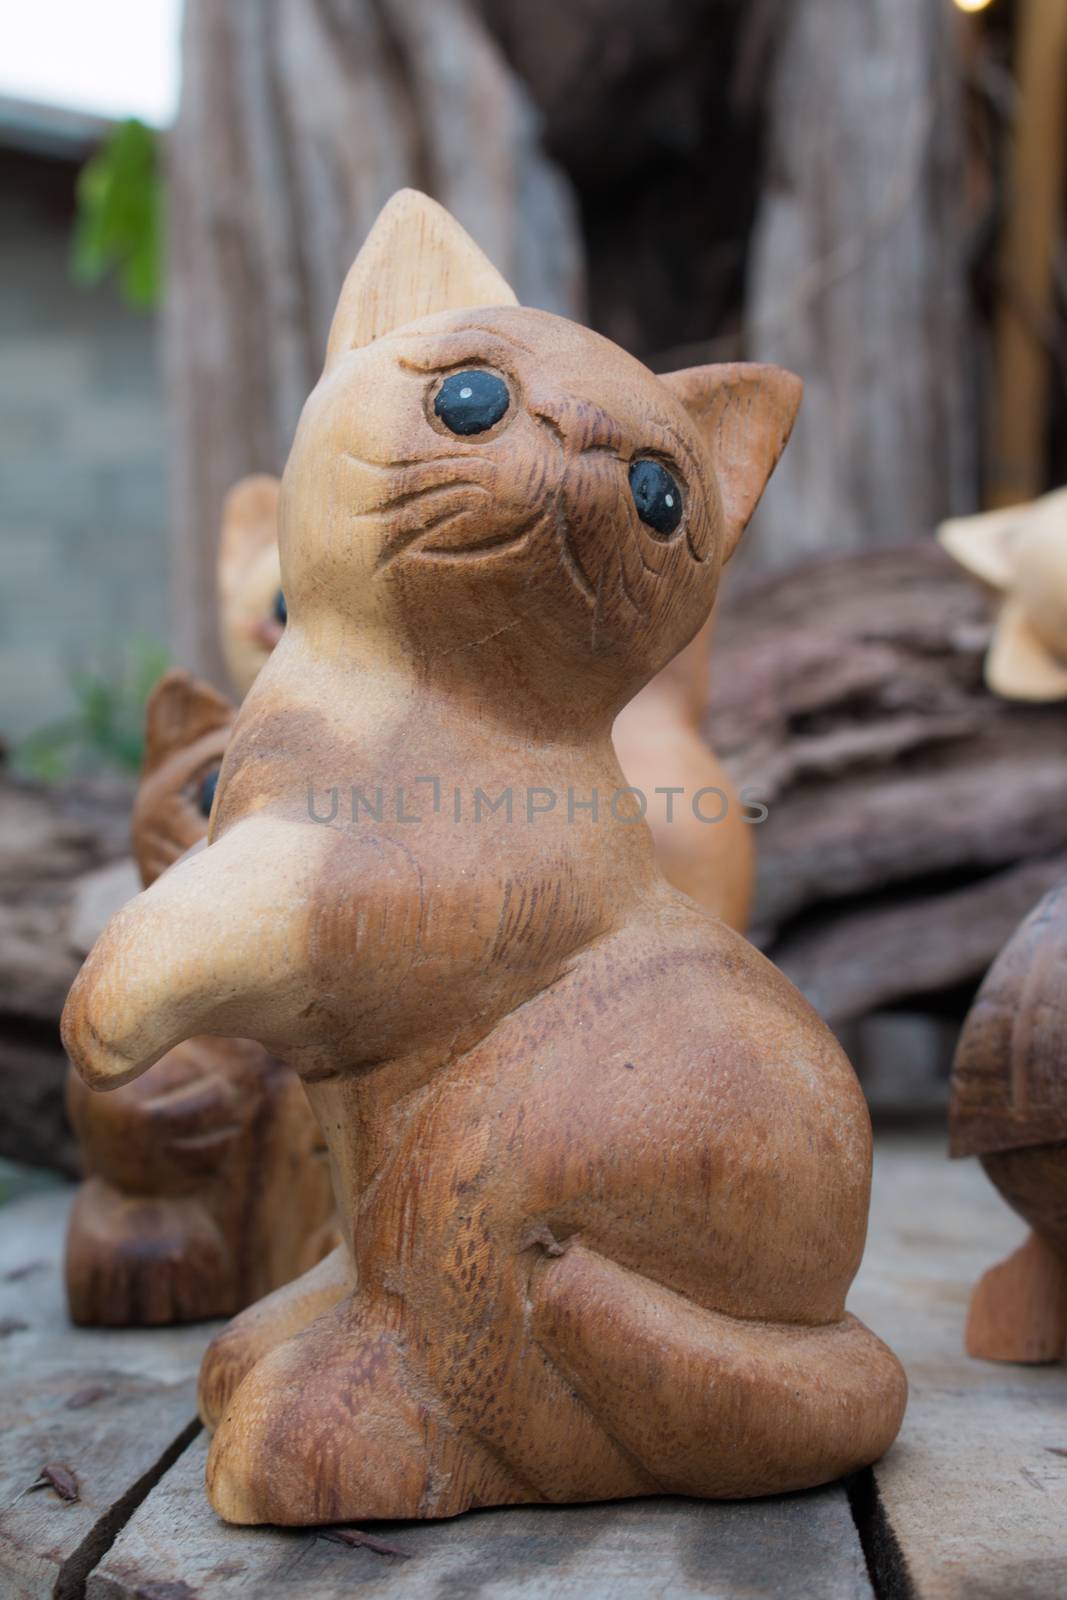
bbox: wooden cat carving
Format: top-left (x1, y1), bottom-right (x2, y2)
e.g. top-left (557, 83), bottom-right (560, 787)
top-left (217, 475), bottom-right (285, 699)
top-left (218, 480), bottom-right (754, 927)
top-left (613, 617), bottom-right (754, 929)
top-left (65, 671), bottom-right (336, 1325)
top-left (63, 191), bottom-right (905, 1522)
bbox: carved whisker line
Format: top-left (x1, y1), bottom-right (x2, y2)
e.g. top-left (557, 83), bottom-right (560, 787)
top-left (685, 525), bottom-right (711, 565)
top-left (615, 549), bottom-right (652, 621)
top-left (553, 501), bottom-right (597, 610)
top-left (351, 480), bottom-right (491, 521)
top-left (592, 563), bottom-right (611, 652)
top-left (533, 409), bottom-right (566, 449)
top-left (375, 505), bottom-right (478, 570)
top-left (531, 409), bottom-right (597, 614)
top-left (417, 506), bottom-right (550, 563)
top-left (343, 449), bottom-right (497, 473)
top-left (633, 534), bottom-right (663, 579)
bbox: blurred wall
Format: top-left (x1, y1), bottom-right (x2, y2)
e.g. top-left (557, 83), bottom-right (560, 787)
top-left (0, 144), bottom-right (166, 747)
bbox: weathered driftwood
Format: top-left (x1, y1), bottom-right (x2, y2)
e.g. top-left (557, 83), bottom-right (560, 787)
top-left (166, 0), bottom-right (583, 687)
top-left (710, 542), bottom-right (1067, 1024)
top-left (479, 0), bottom-right (776, 369)
top-left (64, 191), bottom-right (904, 1526)
top-left (745, 0), bottom-right (974, 569)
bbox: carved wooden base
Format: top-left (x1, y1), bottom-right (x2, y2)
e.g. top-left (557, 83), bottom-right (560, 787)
top-left (965, 1230), bottom-right (1067, 1364)
top-left (198, 1244), bottom-right (907, 1526)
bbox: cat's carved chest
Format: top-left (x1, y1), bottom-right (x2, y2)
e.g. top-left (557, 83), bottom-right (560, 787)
top-left (293, 814), bottom-right (613, 1066)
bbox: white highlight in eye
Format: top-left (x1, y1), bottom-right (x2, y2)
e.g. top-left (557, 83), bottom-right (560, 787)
top-left (665, 494), bottom-right (675, 508)
top-left (459, 386), bottom-right (473, 399)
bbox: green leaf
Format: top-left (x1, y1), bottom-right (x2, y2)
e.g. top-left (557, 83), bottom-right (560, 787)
top-left (71, 119), bottom-right (163, 311)
top-left (12, 636), bottom-right (172, 781)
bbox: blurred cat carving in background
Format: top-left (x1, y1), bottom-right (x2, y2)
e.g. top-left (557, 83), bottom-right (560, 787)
top-left (219, 470), bottom-right (753, 930)
top-left (217, 475), bottom-right (286, 699)
top-left (64, 191), bottom-right (904, 1523)
top-left (65, 672), bottom-right (336, 1326)
top-left (949, 881), bottom-right (1067, 1364)
top-left (939, 487), bottom-right (1067, 701)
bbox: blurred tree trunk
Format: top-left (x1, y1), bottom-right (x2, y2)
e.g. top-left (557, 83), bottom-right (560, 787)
top-left (743, 0), bottom-right (975, 569)
top-left (165, 0), bottom-right (583, 689)
top-left (478, 0), bottom-right (775, 367)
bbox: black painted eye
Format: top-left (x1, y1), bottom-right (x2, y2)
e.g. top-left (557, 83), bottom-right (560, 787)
top-left (197, 767), bottom-right (220, 819)
top-left (273, 589), bottom-right (287, 625)
top-left (434, 370), bottom-right (510, 436)
top-left (629, 459), bottom-right (683, 538)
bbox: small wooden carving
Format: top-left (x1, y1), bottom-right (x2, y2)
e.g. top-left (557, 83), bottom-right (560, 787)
top-left (63, 191), bottom-right (905, 1522)
top-left (938, 488), bottom-right (1067, 701)
top-left (217, 475), bottom-right (285, 699)
top-left (64, 672), bottom-right (336, 1326)
top-left (614, 617), bottom-right (754, 930)
top-left (949, 881), bottom-right (1067, 1363)
top-left (218, 482), bottom-right (754, 927)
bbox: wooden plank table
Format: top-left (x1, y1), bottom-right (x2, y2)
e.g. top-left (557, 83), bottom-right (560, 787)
top-left (2, 1135), bottom-right (1065, 1598)
top-left (851, 1138), bottom-right (1067, 1600)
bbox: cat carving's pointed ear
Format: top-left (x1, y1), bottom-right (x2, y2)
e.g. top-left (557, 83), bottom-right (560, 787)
top-left (218, 475), bottom-right (280, 588)
top-left (661, 363), bottom-right (802, 562)
top-left (325, 189), bottom-right (518, 367)
top-left (142, 672), bottom-right (234, 775)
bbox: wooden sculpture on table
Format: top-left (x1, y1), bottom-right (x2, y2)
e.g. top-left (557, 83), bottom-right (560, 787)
top-left (64, 671), bottom-right (336, 1326)
top-left (63, 191), bottom-right (905, 1523)
top-left (938, 487), bottom-right (1067, 701)
top-left (949, 882), bottom-right (1067, 1363)
top-left (218, 482), bottom-right (754, 926)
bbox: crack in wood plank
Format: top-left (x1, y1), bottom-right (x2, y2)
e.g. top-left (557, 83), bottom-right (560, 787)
top-left (54, 1420), bottom-right (202, 1600)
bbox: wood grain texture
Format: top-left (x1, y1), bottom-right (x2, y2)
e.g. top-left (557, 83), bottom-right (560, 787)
top-left (989, 0), bottom-right (1067, 510)
top-left (64, 672), bottom-right (336, 1326)
top-left (0, 775), bottom-right (134, 1174)
top-left (963, 1228), bottom-right (1067, 1365)
top-left (87, 1436), bottom-right (872, 1600)
top-left (710, 542), bottom-right (1067, 1024)
top-left (948, 883), bottom-right (1067, 1365)
top-left (613, 618), bottom-right (755, 931)
top-left (64, 191), bottom-right (903, 1524)
top-left (851, 1134), bottom-right (1067, 1600)
top-left (949, 884), bottom-right (1067, 1164)
top-left (745, 0), bottom-right (973, 570)
top-left (0, 1189), bottom-right (208, 1599)
top-left (4, 1186), bottom-right (872, 1600)
top-left (219, 484), bottom-right (756, 930)
top-left (10, 1140), bottom-right (1065, 1597)
top-left (166, 0), bottom-right (582, 686)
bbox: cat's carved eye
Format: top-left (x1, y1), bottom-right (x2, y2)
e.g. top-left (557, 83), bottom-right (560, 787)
top-left (434, 369), bottom-right (510, 436)
top-left (197, 767), bottom-right (221, 819)
top-left (629, 459), bottom-right (683, 539)
top-left (274, 589), bottom-right (287, 625)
